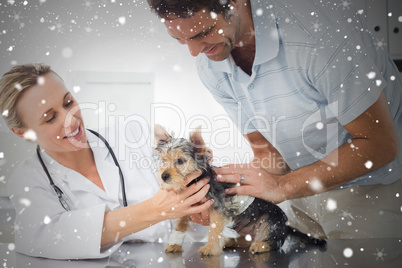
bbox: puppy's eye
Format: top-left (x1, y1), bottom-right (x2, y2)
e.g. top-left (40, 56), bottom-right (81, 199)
top-left (176, 158), bottom-right (186, 165)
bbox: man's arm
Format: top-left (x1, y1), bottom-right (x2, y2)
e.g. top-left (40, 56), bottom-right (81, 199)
top-left (216, 91), bottom-right (399, 203)
top-left (280, 91), bottom-right (398, 198)
top-left (244, 131), bottom-right (290, 175)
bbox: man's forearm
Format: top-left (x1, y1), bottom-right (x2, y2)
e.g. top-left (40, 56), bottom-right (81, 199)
top-left (278, 136), bottom-right (398, 201)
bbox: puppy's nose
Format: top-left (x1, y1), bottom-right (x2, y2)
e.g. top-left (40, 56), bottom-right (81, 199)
top-left (161, 172), bottom-right (170, 182)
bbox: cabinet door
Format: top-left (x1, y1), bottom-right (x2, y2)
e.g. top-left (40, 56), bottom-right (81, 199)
top-left (68, 71), bottom-right (155, 131)
top-left (388, 0), bottom-right (402, 59)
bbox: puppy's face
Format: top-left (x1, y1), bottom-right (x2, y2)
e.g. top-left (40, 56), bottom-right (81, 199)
top-left (156, 146), bottom-right (197, 192)
top-left (154, 125), bottom-right (207, 193)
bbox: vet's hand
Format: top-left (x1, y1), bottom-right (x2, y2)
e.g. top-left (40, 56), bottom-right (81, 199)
top-left (151, 173), bottom-right (214, 220)
top-left (214, 164), bottom-right (287, 204)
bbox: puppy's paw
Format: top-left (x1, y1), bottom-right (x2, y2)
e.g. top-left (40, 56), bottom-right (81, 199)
top-left (165, 244), bottom-right (183, 253)
top-left (199, 243), bottom-right (223, 256)
top-left (249, 241), bottom-right (271, 254)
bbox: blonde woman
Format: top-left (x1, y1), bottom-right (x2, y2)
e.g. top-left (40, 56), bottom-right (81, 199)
top-left (0, 64), bottom-right (213, 259)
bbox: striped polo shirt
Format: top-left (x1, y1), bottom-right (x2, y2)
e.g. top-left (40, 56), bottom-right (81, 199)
top-left (197, 0), bottom-right (402, 187)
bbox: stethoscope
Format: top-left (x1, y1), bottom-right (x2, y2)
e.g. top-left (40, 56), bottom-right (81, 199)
top-left (36, 129), bottom-right (128, 211)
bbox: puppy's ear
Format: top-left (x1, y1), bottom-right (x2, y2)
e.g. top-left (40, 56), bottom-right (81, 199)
top-left (189, 126), bottom-right (206, 154)
top-left (154, 124), bottom-right (172, 145)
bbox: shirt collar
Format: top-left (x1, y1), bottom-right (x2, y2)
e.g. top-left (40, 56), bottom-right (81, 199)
top-left (252, 0), bottom-right (280, 66)
top-left (87, 129), bottom-right (110, 161)
top-left (39, 129), bottom-right (110, 179)
top-left (38, 129), bottom-right (118, 203)
top-left (205, 0), bottom-right (279, 72)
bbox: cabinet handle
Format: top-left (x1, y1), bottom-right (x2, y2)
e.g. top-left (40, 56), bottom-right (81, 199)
top-left (394, 27), bottom-right (399, 34)
top-left (374, 26), bottom-right (381, 32)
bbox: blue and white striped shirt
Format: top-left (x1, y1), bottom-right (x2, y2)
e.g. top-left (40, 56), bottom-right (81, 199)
top-left (197, 0), bottom-right (402, 187)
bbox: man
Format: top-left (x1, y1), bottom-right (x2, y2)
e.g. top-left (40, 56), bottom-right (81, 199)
top-left (148, 0), bottom-right (402, 238)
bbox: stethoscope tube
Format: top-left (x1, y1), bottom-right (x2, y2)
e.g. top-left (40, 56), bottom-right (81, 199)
top-left (36, 129), bottom-right (128, 211)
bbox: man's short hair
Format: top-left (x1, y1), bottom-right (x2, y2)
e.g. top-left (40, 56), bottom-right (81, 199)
top-left (147, 0), bottom-right (232, 19)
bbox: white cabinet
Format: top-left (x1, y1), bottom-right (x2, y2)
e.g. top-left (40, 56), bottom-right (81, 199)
top-left (353, 0), bottom-right (402, 60)
top-left (387, 0), bottom-right (402, 59)
top-left (353, 0), bottom-right (388, 48)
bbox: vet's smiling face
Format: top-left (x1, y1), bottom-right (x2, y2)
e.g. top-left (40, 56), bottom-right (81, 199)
top-left (14, 72), bottom-right (87, 154)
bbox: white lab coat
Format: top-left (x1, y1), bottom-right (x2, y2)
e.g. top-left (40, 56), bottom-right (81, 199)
top-left (7, 124), bottom-right (208, 259)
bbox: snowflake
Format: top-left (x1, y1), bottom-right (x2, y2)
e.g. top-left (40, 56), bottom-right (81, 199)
top-left (13, 222), bottom-right (22, 234)
top-left (269, 222), bottom-right (279, 233)
top-left (339, 0), bottom-right (352, 10)
top-left (147, 21), bottom-right (158, 36)
top-left (374, 38), bottom-right (387, 50)
top-left (11, 11), bottom-right (25, 28)
top-left (373, 248), bottom-right (387, 261)
top-left (82, 0), bottom-right (93, 10)
top-left (339, 210), bottom-right (355, 220)
top-left (311, 20), bottom-right (323, 32)
top-left (54, 22), bottom-right (65, 33)
top-left (84, 210), bottom-right (94, 220)
top-left (49, 16), bottom-right (65, 33)
top-left (52, 231), bottom-right (66, 244)
top-left (11, 11), bottom-right (21, 23)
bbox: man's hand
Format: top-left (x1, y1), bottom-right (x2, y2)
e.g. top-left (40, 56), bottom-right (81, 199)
top-left (214, 164), bottom-right (288, 204)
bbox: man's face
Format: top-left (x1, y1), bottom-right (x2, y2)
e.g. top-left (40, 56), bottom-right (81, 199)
top-left (164, 9), bottom-right (240, 61)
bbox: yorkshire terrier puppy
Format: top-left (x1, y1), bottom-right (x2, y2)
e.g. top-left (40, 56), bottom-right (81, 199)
top-left (154, 125), bottom-right (326, 256)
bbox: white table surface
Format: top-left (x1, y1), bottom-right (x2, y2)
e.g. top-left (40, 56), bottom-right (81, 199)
top-left (1, 238), bottom-right (401, 268)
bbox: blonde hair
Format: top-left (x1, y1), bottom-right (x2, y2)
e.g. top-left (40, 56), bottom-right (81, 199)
top-left (0, 64), bottom-right (57, 129)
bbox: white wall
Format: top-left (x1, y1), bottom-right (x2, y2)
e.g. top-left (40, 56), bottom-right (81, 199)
top-left (0, 1), bottom-right (252, 197)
